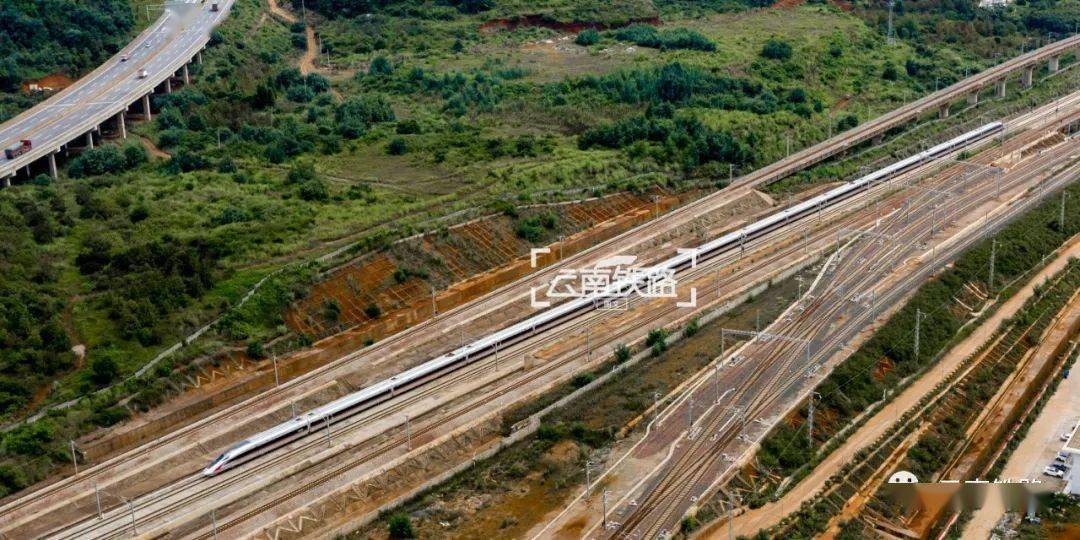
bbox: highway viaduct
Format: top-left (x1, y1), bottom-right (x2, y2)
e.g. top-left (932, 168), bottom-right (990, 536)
top-left (0, 0), bottom-right (234, 186)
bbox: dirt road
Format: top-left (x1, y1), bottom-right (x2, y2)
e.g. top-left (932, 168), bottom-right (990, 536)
top-left (962, 339), bottom-right (1080, 538)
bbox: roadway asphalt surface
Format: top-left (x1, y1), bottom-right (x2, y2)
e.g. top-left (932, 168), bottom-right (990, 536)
top-left (0, 0), bottom-right (232, 178)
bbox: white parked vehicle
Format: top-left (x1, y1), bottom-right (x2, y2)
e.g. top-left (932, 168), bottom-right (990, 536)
top-left (1043, 466), bottom-right (1064, 478)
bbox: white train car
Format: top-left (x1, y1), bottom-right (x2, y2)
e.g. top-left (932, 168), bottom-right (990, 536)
top-left (203, 121), bottom-right (1003, 476)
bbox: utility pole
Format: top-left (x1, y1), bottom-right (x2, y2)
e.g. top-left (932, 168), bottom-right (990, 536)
top-left (405, 415), bottom-right (412, 450)
top-left (272, 355), bottom-right (279, 386)
top-left (125, 497), bottom-right (137, 534)
top-left (729, 163), bottom-right (734, 183)
top-left (325, 415), bottom-right (331, 447)
top-left (687, 396), bottom-right (695, 428)
top-left (70, 440), bottom-right (79, 476)
top-left (602, 490), bottom-right (610, 528)
top-left (1060, 192), bottom-right (1068, 231)
top-left (431, 286), bottom-right (437, 317)
top-left (584, 461), bottom-right (592, 499)
top-left (988, 238), bottom-right (997, 292)
top-left (212, 508), bottom-right (218, 540)
top-left (94, 482), bottom-right (103, 519)
top-left (913, 309), bottom-right (923, 362)
top-left (714, 364), bottom-right (721, 404)
top-left (728, 495), bottom-right (735, 540)
top-left (807, 392), bottom-right (820, 444)
top-left (586, 328), bottom-right (591, 361)
top-left (887, 0), bottom-right (895, 46)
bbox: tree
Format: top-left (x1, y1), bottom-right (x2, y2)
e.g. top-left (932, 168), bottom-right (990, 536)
top-left (89, 356), bottom-right (119, 385)
top-left (251, 82), bottom-right (276, 109)
top-left (388, 513), bottom-right (416, 538)
top-left (368, 56), bottom-right (393, 77)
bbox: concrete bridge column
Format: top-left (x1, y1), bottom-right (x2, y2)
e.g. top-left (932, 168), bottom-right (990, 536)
top-left (1049, 55), bottom-right (1060, 73)
top-left (48, 151), bottom-right (58, 179)
top-left (142, 94), bottom-right (153, 121)
top-left (2, 176), bottom-right (10, 188)
top-left (117, 111), bottom-right (127, 139)
top-left (967, 90), bottom-right (979, 107)
top-left (939, 103), bottom-right (950, 119)
top-left (164, 77), bottom-right (172, 93)
top-left (85, 131), bottom-right (94, 149)
top-left (196, 51), bottom-right (203, 64)
top-left (995, 79), bottom-right (1006, 99)
top-left (182, 64), bottom-right (190, 85)
top-left (872, 133), bottom-right (884, 145)
top-left (1022, 66), bottom-right (1034, 88)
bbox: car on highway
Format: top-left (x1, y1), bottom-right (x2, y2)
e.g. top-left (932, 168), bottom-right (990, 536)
top-left (1043, 466), bottom-right (1064, 478)
top-left (120, 54), bottom-right (129, 62)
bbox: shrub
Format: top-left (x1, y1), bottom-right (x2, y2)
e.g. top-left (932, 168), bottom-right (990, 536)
top-left (68, 146), bottom-right (129, 178)
top-left (515, 217), bottom-right (544, 242)
top-left (882, 63), bottom-right (899, 81)
top-left (368, 56), bottom-right (393, 77)
top-left (336, 94), bottom-right (395, 138)
top-left (298, 179), bottom-right (329, 201)
top-left (576, 28), bottom-right (600, 46)
top-left (388, 513), bottom-right (415, 539)
top-left (614, 344), bottom-right (631, 362)
top-left (571, 373), bottom-right (596, 388)
top-left (761, 38), bottom-right (792, 60)
top-left (365, 303), bottom-right (381, 319)
top-left (246, 341), bottom-right (266, 359)
top-left (385, 138), bottom-right (407, 155)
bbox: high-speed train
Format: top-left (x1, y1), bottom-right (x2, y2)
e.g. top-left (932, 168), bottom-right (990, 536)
top-left (203, 121), bottom-right (1003, 476)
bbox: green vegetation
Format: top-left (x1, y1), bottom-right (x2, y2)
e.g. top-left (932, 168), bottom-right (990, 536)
top-left (387, 512), bottom-right (417, 538)
top-left (0, 0), bottom-right (1075, 502)
top-left (0, 1), bottom-right (134, 92)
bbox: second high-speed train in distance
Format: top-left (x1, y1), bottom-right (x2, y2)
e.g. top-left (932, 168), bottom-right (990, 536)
top-left (203, 121), bottom-right (1004, 476)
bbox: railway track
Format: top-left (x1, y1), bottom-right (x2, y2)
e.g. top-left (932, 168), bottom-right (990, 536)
top-left (603, 126), bottom-right (1080, 538)
top-left (8, 95), bottom-right (1077, 540)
